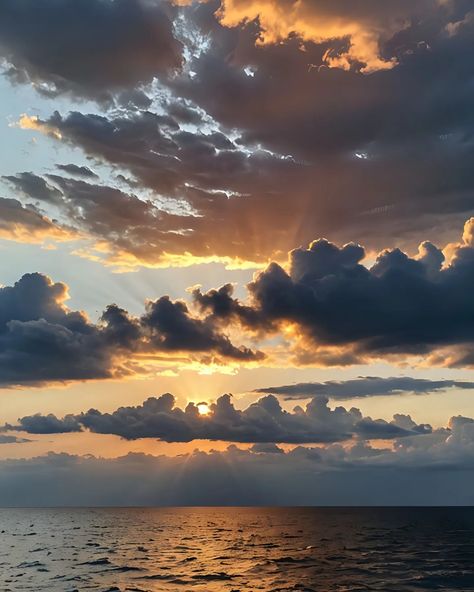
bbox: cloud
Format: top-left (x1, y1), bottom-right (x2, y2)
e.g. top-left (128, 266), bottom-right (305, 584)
top-left (142, 296), bottom-right (263, 361)
top-left (0, 196), bottom-right (71, 243)
top-left (4, 215), bottom-right (474, 379)
top-left (7, 392), bottom-right (431, 443)
top-left (11, 109), bottom-right (307, 266)
top-left (0, 434), bottom-right (30, 444)
top-left (170, 0), bottom-right (474, 252)
top-left (56, 164), bottom-right (98, 179)
top-left (1, 413), bottom-right (474, 505)
top-left (0, 273), bottom-right (122, 385)
top-left (5, 1), bottom-right (474, 264)
top-left (214, 0), bottom-right (435, 73)
top-left (4, 218), bottom-right (474, 382)
top-left (0, 272), bottom-right (261, 386)
top-left (0, 0), bottom-right (182, 102)
top-left (256, 376), bottom-right (474, 400)
top-left (195, 218), bottom-right (474, 367)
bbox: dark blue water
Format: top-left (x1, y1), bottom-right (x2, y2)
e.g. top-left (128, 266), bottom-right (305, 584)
top-left (1, 507), bottom-right (473, 591)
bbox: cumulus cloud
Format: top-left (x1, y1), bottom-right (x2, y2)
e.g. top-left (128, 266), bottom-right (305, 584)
top-left (6, 392), bottom-right (431, 443)
top-left (256, 376), bottom-right (474, 400)
top-left (0, 0), bottom-right (182, 102)
top-left (0, 273), bottom-right (261, 386)
top-left (4, 218), bottom-right (474, 382)
top-left (4, 217), bottom-right (474, 383)
top-left (1, 414), bottom-right (474, 505)
top-left (195, 218), bottom-right (474, 367)
top-left (0, 273), bottom-right (121, 385)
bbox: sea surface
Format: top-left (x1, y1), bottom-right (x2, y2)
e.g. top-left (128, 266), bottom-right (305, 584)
top-left (1, 507), bottom-right (474, 591)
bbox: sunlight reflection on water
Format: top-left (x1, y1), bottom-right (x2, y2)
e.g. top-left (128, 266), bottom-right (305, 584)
top-left (1, 507), bottom-right (473, 591)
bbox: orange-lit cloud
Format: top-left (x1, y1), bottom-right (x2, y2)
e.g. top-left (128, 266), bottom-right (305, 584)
top-left (173, 0), bottom-right (440, 72)
top-left (15, 114), bottom-right (63, 139)
top-left (72, 243), bottom-right (265, 272)
top-left (215, 0), bottom-right (402, 72)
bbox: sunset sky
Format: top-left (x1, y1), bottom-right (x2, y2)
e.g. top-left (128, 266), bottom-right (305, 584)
top-left (1, 0), bottom-right (474, 505)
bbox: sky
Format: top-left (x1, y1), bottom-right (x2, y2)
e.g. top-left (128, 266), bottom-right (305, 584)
top-left (1, 0), bottom-right (474, 505)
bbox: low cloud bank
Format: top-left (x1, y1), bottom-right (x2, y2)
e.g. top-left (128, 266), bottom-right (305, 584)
top-left (1, 416), bottom-right (474, 505)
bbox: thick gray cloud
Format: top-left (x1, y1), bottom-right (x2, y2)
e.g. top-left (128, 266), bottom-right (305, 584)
top-left (256, 377), bottom-right (474, 400)
top-left (1, 414), bottom-right (474, 505)
top-left (3, 217), bottom-right (474, 381)
top-left (195, 218), bottom-right (474, 366)
top-left (0, 0), bottom-right (182, 102)
top-left (0, 273), bottom-right (261, 386)
top-left (0, 273), bottom-right (118, 385)
top-left (142, 297), bottom-right (263, 360)
top-left (6, 392), bottom-right (431, 443)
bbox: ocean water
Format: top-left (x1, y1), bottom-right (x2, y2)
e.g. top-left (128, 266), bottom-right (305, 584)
top-left (1, 507), bottom-right (474, 591)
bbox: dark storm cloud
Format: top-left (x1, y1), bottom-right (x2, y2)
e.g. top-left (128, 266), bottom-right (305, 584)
top-left (248, 229), bottom-right (474, 360)
top-left (1, 415), bottom-right (474, 505)
top-left (0, 0), bottom-right (182, 102)
top-left (256, 377), bottom-right (474, 400)
top-left (0, 272), bottom-right (261, 386)
top-left (5, 218), bottom-right (474, 374)
top-left (7, 392), bottom-right (431, 443)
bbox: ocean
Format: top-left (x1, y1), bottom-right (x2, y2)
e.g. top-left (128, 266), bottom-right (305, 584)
top-left (1, 507), bottom-right (473, 591)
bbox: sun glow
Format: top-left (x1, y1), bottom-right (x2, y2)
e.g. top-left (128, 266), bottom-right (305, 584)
top-left (197, 402), bottom-right (211, 416)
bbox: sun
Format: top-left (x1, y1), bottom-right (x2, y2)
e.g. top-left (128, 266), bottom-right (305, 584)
top-left (197, 402), bottom-right (211, 416)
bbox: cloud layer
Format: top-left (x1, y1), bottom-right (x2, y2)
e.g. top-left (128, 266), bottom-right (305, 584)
top-left (256, 376), bottom-right (474, 400)
top-left (2, 412), bottom-right (474, 505)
